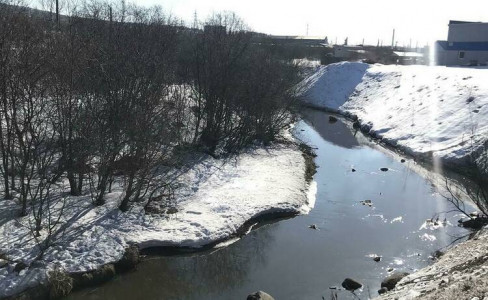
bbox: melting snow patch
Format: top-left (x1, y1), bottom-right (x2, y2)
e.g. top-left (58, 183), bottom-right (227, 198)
top-left (390, 216), bottom-right (404, 224)
top-left (420, 233), bottom-right (437, 242)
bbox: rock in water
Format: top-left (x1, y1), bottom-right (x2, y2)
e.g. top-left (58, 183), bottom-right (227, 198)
top-left (329, 116), bottom-right (338, 123)
top-left (342, 278), bottom-right (362, 291)
top-left (0, 259), bottom-right (7, 268)
top-left (373, 256), bottom-right (381, 262)
top-left (378, 287), bottom-right (388, 295)
top-left (381, 272), bottom-right (409, 290)
top-left (247, 291), bottom-right (275, 300)
top-left (308, 224), bottom-right (318, 230)
top-left (400, 159), bottom-right (406, 163)
top-left (380, 168), bottom-right (389, 172)
top-left (14, 262), bottom-right (28, 273)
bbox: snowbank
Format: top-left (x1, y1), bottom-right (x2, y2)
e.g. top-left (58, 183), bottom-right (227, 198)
top-left (375, 228), bottom-right (488, 299)
top-left (300, 62), bottom-right (488, 166)
top-left (0, 145), bottom-right (315, 297)
top-left (298, 62), bottom-right (369, 110)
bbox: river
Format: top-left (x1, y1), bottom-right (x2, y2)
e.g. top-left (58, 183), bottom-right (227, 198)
top-left (68, 109), bottom-right (470, 300)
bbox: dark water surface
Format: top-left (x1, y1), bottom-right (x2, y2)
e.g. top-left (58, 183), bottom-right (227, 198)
top-left (68, 109), bottom-right (469, 300)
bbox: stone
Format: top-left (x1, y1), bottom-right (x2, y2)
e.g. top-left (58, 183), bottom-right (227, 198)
top-left (461, 217), bottom-right (488, 229)
top-left (353, 120), bottom-right (361, 129)
top-left (432, 250), bottom-right (444, 260)
top-left (13, 262), bottom-right (28, 273)
top-left (352, 168), bottom-right (356, 172)
top-left (308, 224), bottom-right (318, 230)
top-left (247, 291), bottom-right (275, 300)
top-left (400, 159), bottom-right (406, 163)
top-left (342, 278), bottom-right (362, 291)
top-left (380, 168), bottom-right (389, 172)
top-left (373, 256), bottom-right (382, 262)
top-left (381, 272), bottom-right (409, 290)
top-left (328, 116), bottom-right (338, 123)
top-left (378, 287), bottom-right (388, 295)
top-left (166, 207), bottom-right (178, 214)
top-left (0, 259), bottom-right (7, 268)
top-left (360, 200), bottom-right (373, 207)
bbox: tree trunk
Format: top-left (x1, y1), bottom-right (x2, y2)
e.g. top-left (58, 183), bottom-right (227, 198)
top-left (67, 171), bottom-right (80, 196)
top-left (119, 172), bottom-right (135, 212)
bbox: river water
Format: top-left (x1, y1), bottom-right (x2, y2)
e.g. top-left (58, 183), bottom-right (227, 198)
top-left (68, 109), bottom-right (470, 300)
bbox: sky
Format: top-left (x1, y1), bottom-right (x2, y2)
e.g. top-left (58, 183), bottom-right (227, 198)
top-left (123, 0), bottom-right (488, 47)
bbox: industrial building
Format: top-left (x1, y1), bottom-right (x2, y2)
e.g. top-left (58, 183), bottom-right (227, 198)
top-left (436, 20), bottom-right (488, 66)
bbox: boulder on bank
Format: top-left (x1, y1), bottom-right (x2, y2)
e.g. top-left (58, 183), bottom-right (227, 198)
top-left (342, 278), bottom-right (362, 291)
top-left (461, 217), bottom-right (488, 230)
top-left (115, 245), bottom-right (140, 272)
top-left (0, 259), bottom-right (7, 268)
top-left (13, 262), bottom-right (28, 273)
top-left (247, 291), bottom-right (274, 300)
top-left (381, 272), bottom-right (409, 290)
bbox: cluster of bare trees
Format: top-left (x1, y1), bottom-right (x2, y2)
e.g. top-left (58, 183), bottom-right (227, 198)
top-left (0, 0), bottom-right (300, 233)
top-left (184, 14), bottom-right (300, 154)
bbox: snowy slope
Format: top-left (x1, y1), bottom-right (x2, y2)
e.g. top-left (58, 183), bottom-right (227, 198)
top-left (0, 145), bottom-right (315, 297)
top-left (297, 62), bottom-right (369, 110)
top-left (300, 62), bottom-right (488, 165)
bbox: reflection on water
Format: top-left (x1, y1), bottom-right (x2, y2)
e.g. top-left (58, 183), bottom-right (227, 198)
top-left (68, 109), bottom-right (470, 300)
top-left (301, 109), bottom-right (359, 149)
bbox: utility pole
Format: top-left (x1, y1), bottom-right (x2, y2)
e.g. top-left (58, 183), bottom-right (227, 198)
top-left (391, 29), bottom-right (395, 49)
top-left (193, 11), bottom-right (198, 29)
top-left (55, 0), bottom-right (59, 27)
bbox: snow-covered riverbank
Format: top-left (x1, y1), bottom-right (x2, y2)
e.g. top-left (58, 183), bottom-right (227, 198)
top-left (375, 228), bottom-right (488, 300)
top-left (300, 62), bottom-right (488, 299)
top-left (0, 143), bottom-right (316, 298)
top-left (299, 62), bottom-right (488, 168)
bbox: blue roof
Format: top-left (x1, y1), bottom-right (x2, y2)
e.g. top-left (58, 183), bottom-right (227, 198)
top-left (437, 41), bottom-right (488, 51)
top-left (449, 20), bottom-right (479, 25)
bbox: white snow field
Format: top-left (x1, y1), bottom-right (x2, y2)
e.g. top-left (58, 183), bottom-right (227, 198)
top-left (0, 145), bottom-right (315, 297)
top-left (299, 62), bottom-right (488, 166)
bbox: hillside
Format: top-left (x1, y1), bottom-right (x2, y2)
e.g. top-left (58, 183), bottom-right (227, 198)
top-left (299, 62), bottom-right (488, 169)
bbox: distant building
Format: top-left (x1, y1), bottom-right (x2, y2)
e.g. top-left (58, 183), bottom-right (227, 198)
top-left (436, 20), bottom-right (488, 66)
top-left (333, 45), bottom-right (365, 59)
top-left (392, 51), bottom-right (425, 65)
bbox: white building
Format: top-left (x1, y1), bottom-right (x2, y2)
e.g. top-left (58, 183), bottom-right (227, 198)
top-left (436, 20), bottom-right (488, 66)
